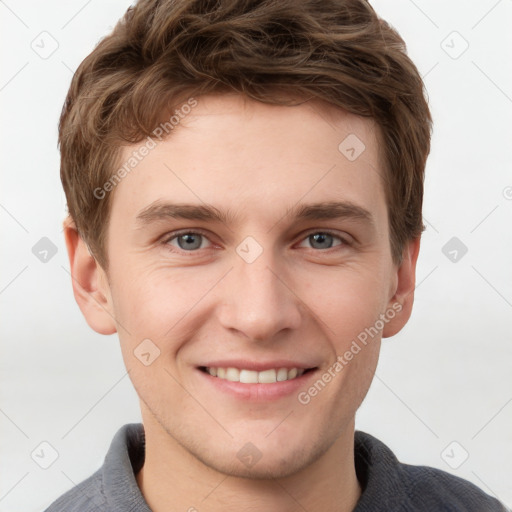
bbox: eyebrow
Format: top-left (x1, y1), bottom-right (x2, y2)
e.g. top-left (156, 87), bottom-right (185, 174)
top-left (135, 200), bottom-right (375, 229)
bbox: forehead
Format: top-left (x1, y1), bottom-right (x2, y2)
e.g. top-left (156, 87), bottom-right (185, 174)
top-left (111, 93), bottom-right (387, 230)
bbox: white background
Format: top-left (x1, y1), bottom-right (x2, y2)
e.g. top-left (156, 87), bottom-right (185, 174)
top-left (1, 0), bottom-right (511, 510)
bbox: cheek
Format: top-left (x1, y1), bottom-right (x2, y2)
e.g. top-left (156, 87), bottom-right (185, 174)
top-left (303, 265), bottom-right (389, 343)
top-left (304, 274), bottom-right (384, 414)
top-left (111, 265), bottom-right (219, 346)
top-left (110, 250), bottom-right (391, 354)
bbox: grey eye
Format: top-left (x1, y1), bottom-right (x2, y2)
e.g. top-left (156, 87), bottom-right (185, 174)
top-left (304, 232), bottom-right (343, 250)
top-left (170, 233), bottom-right (208, 251)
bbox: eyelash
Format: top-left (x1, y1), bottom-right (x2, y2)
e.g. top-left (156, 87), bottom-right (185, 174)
top-left (161, 229), bottom-right (352, 255)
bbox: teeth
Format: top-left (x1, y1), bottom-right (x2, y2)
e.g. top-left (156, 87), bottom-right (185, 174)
top-left (240, 369), bottom-right (258, 383)
top-left (204, 366), bottom-right (306, 383)
top-left (288, 368), bottom-right (298, 379)
top-left (225, 367), bottom-right (239, 382)
top-left (276, 368), bottom-right (288, 381)
top-left (258, 369), bottom-right (276, 383)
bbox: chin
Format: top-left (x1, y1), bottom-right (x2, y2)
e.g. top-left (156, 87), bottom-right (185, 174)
top-left (198, 448), bottom-right (311, 480)
top-left (190, 433), bottom-right (332, 481)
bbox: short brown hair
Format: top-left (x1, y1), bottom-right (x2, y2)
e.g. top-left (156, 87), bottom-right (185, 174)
top-left (59, 0), bottom-right (432, 269)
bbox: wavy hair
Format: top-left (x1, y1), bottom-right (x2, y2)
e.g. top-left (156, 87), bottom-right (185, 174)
top-left (59, 0), bottom-right (432, 269)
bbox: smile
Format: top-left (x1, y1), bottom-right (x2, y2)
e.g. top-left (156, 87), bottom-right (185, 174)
top-left (199, 366), bottom-right (314, 383)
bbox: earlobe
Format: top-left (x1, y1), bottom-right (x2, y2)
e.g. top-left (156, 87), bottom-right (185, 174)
top-left (382, 237), bottom-right (421, 338)
top-left (63, 217), bottom-right (117, 335)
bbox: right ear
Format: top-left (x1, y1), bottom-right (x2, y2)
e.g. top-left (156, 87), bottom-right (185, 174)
top-left (63, 217), bottom-right (117, 335)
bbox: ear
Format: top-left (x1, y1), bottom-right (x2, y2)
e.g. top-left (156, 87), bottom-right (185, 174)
top-left (63, 217), bottom-right (117, 335)
top-left (382, 237), bottom-right (421, 338)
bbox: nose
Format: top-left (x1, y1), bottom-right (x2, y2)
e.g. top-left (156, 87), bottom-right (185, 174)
top-left (217, 247), bottom-right (303, 342)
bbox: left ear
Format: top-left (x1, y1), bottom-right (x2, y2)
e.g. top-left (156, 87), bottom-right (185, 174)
top-left (382, 237), bottom-right (421, 338)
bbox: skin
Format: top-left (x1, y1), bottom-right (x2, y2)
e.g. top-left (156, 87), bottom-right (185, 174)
top-left (64, 93), bottom-right (420, 512)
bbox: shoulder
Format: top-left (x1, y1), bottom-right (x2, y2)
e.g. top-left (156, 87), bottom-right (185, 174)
top-left (397, 461), bottom-right (509, 511)
top-left (42, 469), bottom-right (106, 512)
top-left (42, 423), bottom-right (146, 512)
top-left (354, 430), bottom-right (509, 512)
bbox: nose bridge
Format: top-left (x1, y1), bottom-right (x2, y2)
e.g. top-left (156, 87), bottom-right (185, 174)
top-left (218, 240), bottom-right (302, 341)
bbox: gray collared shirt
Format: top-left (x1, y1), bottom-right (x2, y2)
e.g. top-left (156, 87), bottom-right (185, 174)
top-left (43, 423), bottom-right (509, 511)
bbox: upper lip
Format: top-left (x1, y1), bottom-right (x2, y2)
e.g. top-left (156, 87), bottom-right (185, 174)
top-left (198, 360), bottom-right (318, 372)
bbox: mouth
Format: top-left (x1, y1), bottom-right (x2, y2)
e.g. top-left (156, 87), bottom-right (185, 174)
top-left (198, 366), bottom-right (317, 384)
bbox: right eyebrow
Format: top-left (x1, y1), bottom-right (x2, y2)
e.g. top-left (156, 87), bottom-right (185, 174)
top-left (135, 201), bottom-right (237, 227)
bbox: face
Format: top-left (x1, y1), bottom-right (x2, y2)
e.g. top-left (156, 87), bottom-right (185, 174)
top-left (73, 93), bottom-right (416, 479)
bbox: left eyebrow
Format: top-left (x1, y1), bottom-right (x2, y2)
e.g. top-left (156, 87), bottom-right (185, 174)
top-left (286, 201), bottom-right (374, 227)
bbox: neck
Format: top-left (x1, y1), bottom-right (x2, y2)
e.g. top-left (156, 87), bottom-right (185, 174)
top-left (136, 414), bottom-right (362, 512)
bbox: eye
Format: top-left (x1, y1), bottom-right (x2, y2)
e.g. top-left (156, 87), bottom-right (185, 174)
top-left (297, 231), bottom-right (348, 250)
top-left (164, 231), bottom-right (212, 252)
top-left (162, 229), bottom-right (350, 254)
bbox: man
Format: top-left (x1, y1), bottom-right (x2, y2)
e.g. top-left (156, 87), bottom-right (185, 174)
top-left (45, 0), bottom-right (508, 510)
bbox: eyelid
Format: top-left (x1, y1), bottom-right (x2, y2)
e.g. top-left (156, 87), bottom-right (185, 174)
top-left (298, 228), bottom-right (353, 248)
top-left (161, 227), bottom-right (353, 255)
top-left (162, 228), bottom-right (216, 249)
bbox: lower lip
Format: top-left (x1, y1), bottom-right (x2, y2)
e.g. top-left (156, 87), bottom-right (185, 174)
top-left (196, 368), bottom-right (318, 401)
